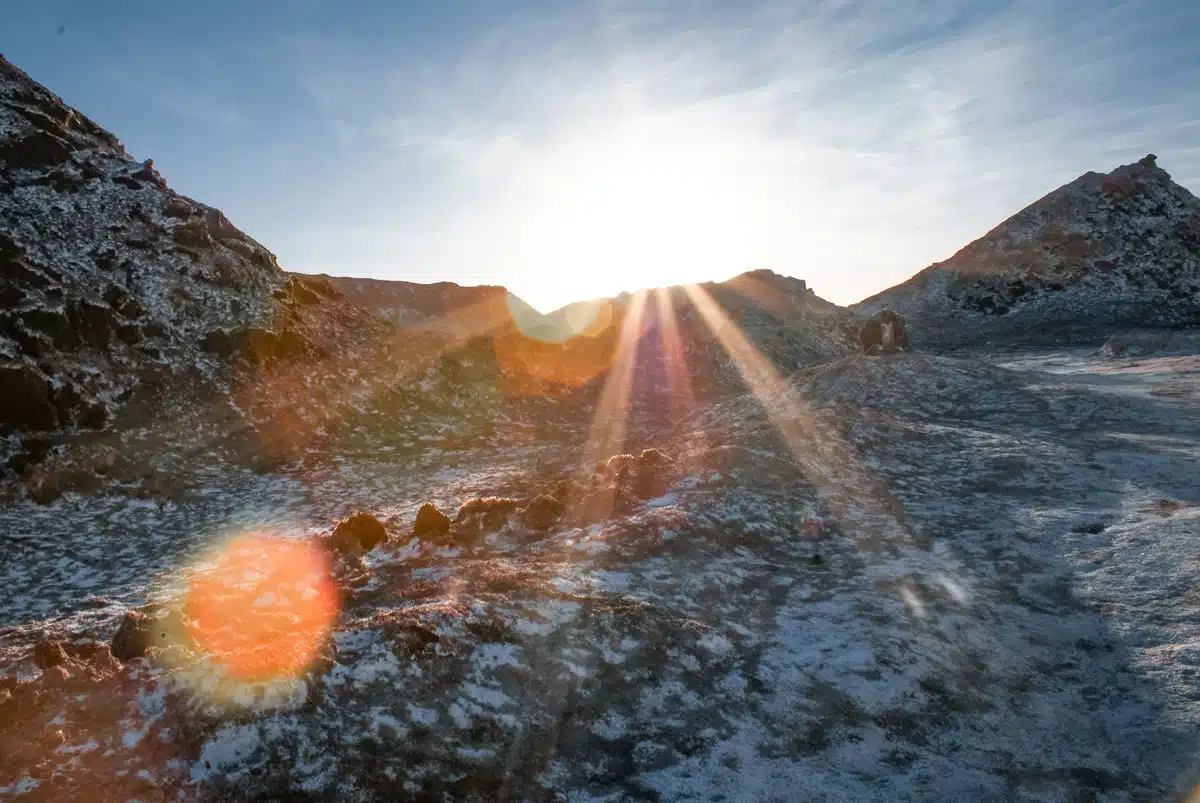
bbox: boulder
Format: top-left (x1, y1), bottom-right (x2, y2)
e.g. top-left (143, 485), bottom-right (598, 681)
top-left (275, 328), bottom-right (308, 358)
top-left (290, 278), bottom-right (322, 306)
top-left (230, 327), bottom-right (280, 364)
top-left (454, 497), bottom-right (519, 535)
top-left (550, 477), bottom-right (587, 504)
top-left (116, 322), bottom-right (143, 345)
top-left (200, 328), bottom-right (233, 355)
top-left (202, 327), bottom-right (281, 364)
top-left (574, 485), bottom-right (637, 525)
top-left (163, 197), bottom-right (193, 219)
top-left (110, 610), bottom-right (153, 662)
top-left (6, 434), bottom-right (54, 476)
top-left (79, 401), bottom-right (107, 430)
top-left (599, 449), bottom-right (676, 500)
top-left (173, 218), bottom-right (213, 250)
top-left (332, 512), bottom-right (388, 552)
top-left (523, 494), bottom-right (565, 530)
top-left (26, 470), bottom-right (62, 504)
top-left (632, 448), bottom-right (675, 499)
top-left (203, 207), bottom-right (242, 240)
top-left (413, 503), bottom-right (451, 539)
top-left (110, 606), bottom-right (191, 663)
top-left (858, 308), bottom-right (909, 353)
top-left (0, 365), bottom-right (58, 430)
top-left (130, 158), bottom-right (167, 189)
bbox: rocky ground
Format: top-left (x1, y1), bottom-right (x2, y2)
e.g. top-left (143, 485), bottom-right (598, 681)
top-left (6, 46), bottom-right (1200, 803)
top-left (3, 339), bottom-right (1200, 802)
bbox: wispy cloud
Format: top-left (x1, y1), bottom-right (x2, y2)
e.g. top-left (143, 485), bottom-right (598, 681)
top-left (147, 91), bottom-right (253, 131)
top-left (276, 0), bottom-right (1200, 309)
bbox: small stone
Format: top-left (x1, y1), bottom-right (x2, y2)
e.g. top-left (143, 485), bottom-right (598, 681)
top-left (111, 610), bottom-right (153, 662)
top-left (332, 512), bottom-right (388, 552)
top-left (523, 494), bottom-right (565, 530)
top-left (413, 503), bottom-right (451, 539)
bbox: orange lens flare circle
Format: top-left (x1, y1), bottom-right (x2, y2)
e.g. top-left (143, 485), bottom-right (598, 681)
top-left (183, 534), bottom-right (338, 682)
top-left (492, 300), bottom-right (621, 392)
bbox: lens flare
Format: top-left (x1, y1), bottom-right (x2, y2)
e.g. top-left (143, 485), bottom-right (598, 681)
top-left (492, 298), bottom-right (622, 392)
top-left (183, 534), bottom-right (338, 682)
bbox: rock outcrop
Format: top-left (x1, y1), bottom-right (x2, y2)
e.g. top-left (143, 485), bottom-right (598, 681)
top-left (331, 512), bottom-right (389, 552)
top-left (856, 154), bottom-right (1200, 347)
top-left (0, 52), bottom-right (388, 495)
top-left (412, 502), bottom-right (452, 539)
top-left (858, 309), bottom-right (910, 353)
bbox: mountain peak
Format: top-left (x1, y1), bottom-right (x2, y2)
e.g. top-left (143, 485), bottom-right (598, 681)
top-left (856, 153), bottom-right (1200, 345)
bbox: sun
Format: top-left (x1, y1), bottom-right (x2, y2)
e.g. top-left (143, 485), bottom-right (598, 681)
top-left (516, 119), bottom-right (759, 308)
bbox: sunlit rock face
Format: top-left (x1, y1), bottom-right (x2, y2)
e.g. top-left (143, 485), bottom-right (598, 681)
top-left (856, 153), bottom-right (1200, 347)
top-left (5, 53), bottom-right (1200, 803)
top-left (0, 54), bottom-right (391, 503)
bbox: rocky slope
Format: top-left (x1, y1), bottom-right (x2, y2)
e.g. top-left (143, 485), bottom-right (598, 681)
top-left (0, 53), bottom-right (403, 501)
top-left (856, 154), bottom-right (1200, 347)
top-left (6, 53), bottom-right (1200, 803)
top-left (4, 347), bottom-right (1200, 801)
top-left (302, 273), bottom-right (537, 336)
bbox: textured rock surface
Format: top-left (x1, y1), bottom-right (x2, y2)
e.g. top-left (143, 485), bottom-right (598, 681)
top-left (856, 154), bottom-right (1200, 347)
top-left (6, 54), bottom-right (1200, 803)
top-left (3, 351), bottom-right (1200, 801)
top-left (0, 54), bottom-right (403, 504)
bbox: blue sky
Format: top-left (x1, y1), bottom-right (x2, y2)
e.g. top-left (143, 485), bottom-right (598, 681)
top-left (4, 1), bottom-right (1199, 311)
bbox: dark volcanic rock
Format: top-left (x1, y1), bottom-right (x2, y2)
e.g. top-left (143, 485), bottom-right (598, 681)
top-left (523, 494), bottom-right (565, 530)
top-left (551, 476), bottom-right (587, 504)
top-left (0, 365), bottom-right (58, 430)
top-left (856, 154), bottom-right (1200, 347)
top-left (230, 327), bottom-right (279, 364)
top-left (602, 448), bottom-right (676, 500)
top-left (0, 51), bottom-right (387, 470)
top-left (110, 606), bottom-right (190, 662)
top-left (20, 307), bottom-right (75, 348)
top-left (110, 610), bottom-right (153, 662)
top-left (332, 512), bottom-right (388, 552)
top-left (858, 309), bottom-right (910, 353)
top-left (0, 130), bottom-right (73, 169)
top-left (413, 502), bottom-right (451, 539)
top-left (455, 497), bottom-right (520, 535)
top-left (201, 327), bottom-right (282, 363)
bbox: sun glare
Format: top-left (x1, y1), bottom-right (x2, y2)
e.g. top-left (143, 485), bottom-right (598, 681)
top-left (517, 120), bottom-right (758, 306)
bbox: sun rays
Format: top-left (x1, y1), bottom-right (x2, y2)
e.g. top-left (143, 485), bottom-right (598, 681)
top-left (680, 282), bottom-right (911, 549)
top-left (88, 268), bottom-right (929, 705)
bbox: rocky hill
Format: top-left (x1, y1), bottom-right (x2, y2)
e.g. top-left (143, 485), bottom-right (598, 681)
top-left (0, 53), bottom-right (410, 501)
top-left (301, 273), bottom-right (535, 335)
top-left (0, 53), bottom-right (861, 509)
top-left (6, 53), bottom-right (1200, 803)
top-left (856, 154), bottom-right (1200, 347)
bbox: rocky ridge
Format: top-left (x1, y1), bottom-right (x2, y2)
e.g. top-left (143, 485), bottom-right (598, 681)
top-left (856, 154), bottom-right (1200, 347)
top-left (0, 53), bottom-right (402, 501)
top-left (4, 53), bottom-right (1200, 803)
